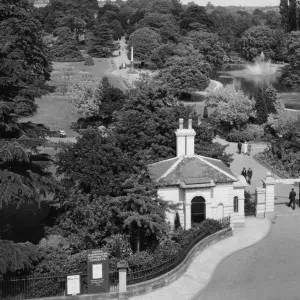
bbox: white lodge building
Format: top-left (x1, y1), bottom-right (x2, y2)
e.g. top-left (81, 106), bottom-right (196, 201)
top-left (148, 119), bottom-right (246, 230)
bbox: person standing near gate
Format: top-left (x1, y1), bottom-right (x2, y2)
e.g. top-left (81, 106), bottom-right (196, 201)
top-left (247, 168), bottom-right (253, 184)
top-left (288, 188), bottom-right (297, 210)
top-left (237, 141), bottom-right (242, 154)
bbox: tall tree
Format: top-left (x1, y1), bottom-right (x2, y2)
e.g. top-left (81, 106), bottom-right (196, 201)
top-left (113, 80), bottom-right (233, 166)
top-left (0, 0), bottom-right (58, 208)
top-left (265, 87), bottom-right (278, 114)
top-left (55, 130), bottom-right (135, 197)
top-left (88, 22), bottom-right (114, 58)
top-left (254, 88), bottom-right (268, 124)
top-left (115, 171), bottom-right (173, 252)
top-left (158, 53), bottom-right (210, 97)
top-left (281, 31), bottom-right (300, 87)
top-left (0, 0), bottom-right (59, 274)
top-left (50, 27), bottom-right (84, 62)
top-left (127, 27), bottom-right (162, 61)
top-left (289, 0), bottom-right (298, 31)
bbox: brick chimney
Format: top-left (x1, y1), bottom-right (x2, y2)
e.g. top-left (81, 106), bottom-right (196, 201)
top-left (175, 119), bottom-right (196, 157)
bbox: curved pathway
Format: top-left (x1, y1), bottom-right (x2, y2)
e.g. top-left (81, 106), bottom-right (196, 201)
top-left (214, 137), bottom-right (295, 203)
top-left (129, 218), bottom-right (270, 300)
top-left (194, 214), bottom-right (300, 300)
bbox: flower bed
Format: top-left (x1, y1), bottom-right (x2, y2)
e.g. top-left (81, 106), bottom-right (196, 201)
top-left (255, 151), bottom-right (292, 178)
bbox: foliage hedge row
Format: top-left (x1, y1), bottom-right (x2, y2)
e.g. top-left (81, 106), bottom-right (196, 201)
top-left (121, 219), bottom-right (224, 272)
top-left (256, 150), bottom-right (300, 178)
top-left (226, 124), bottom-right (265, 142)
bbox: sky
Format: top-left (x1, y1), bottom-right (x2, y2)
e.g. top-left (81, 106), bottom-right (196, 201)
top-left (180, 0), bottom-right (279, 6)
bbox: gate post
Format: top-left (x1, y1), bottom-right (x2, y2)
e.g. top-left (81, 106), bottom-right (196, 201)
top-left (117, 260), bottom-right (129, 300)
top-left (255, 187), bottom-right (266, 218)
top-left (262, 172), bottom-right (276, 219)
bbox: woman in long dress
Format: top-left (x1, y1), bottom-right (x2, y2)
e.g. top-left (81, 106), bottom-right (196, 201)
top-left (243, 142), bottom-right (248, 155)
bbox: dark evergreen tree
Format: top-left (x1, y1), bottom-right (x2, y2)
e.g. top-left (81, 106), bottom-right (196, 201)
top-left (255, 88), bottom-right (268, 124)
top-left (56, 130), bottom-right (135, 197)
top-left (0, 0), bottom-right (58, 208)
top-left (50, 27), bottom-right (84, 62)
top-left (115, 171), bottom-right (174, 252)
top-left (289, 0), bottom-right (298, 31)
top-left (174, 211), bottom-right (182, 231)
top-left (113, 80), bottom-right (233, 166)
top-left (88, 22), bottom-right (114, 57)
top-left (0, 0), bottom-right (59, 274)
top-left (265, 87), bottom-right (278, 114)
top-left (280, 0), bottom-right (290, 31)
top-left (203, 106), bottom-right (208, 118)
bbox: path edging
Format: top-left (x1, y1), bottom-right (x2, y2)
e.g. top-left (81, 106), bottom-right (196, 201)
top-left (189, 218), bottom-right (272, 300)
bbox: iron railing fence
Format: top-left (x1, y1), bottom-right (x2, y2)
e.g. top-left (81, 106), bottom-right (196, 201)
top-left (0, 271), bottom-right (119, 300)
top-left (127, 216), bottom-right (231, 285)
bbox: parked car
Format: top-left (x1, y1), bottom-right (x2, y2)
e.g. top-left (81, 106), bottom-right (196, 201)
top-left (49, 130), bottom-right (67, 138)
top-left (59, 130), bottom-right (66, 138)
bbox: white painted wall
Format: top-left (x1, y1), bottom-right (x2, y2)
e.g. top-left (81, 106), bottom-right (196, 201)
top-left (157, 183), bottom-right (245, 230)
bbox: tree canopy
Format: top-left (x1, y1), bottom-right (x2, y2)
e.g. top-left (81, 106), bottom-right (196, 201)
top-left (0, 0), bottom-right (58, 208)
top-left (158, 53), bottom-right (210, 96)
top-left (127, 27), bottom-right (162, 61)
top-left (206, 85), bottom-right (256, 131)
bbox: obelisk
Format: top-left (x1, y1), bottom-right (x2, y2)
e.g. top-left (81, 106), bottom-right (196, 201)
top-left (130, 46), bottom-right (133, 70)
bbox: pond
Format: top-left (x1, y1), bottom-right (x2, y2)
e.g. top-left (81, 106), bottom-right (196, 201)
top-left (194, 63), bottom-right (300, 110)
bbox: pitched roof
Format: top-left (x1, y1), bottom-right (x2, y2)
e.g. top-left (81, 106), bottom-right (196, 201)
top-left (148, 155), bottom-right (237, 186)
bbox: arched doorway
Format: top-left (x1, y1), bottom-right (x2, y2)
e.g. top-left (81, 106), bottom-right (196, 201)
top-left (191, 196), bottom-right (206, 223)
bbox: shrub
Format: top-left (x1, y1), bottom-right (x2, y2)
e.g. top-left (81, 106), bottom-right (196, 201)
top-left (128, 251), bottom-right (154, 270)
top-left (104, 234), bottom-right (133, 260)
top-left (226, 124), bottom-right (264, 142)
top-left (174, 212), bottom-right (182, 231)
top-left (84, 55), bottom-right (94, 66)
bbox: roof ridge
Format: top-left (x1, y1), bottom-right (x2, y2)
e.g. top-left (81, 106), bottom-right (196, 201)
top-left (196, 156), bottom-right (237, 181)
top-left (149, 156), bottom-right (179, 166)
top-left (199, 155), bottom-right (221, 161)
top-left (159, 156), bottom-right (184, 180)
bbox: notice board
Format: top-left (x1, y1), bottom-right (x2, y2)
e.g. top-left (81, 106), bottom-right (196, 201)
top-left (87, 248), bottom-right (109, 294)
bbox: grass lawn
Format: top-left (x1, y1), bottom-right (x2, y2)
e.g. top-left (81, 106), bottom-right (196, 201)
top-left (23, 57), bottom-right (124, 136)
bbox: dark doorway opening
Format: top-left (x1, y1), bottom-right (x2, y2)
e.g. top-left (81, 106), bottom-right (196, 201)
top-left (191, 196), bottom-right (206, 223)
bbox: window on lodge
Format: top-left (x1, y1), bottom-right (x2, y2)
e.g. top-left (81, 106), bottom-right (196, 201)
top-left (234, 196), bottom-right (238, 212)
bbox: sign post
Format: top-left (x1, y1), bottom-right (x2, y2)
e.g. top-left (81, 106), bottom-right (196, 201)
top-left (87, 249), bottom-right (109, 294)
top-left (66, 274), bottom-right (82, 296)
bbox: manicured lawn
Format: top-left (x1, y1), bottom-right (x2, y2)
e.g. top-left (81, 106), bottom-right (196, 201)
top-left (23, 95), bottom-right (79, 137)
top-left (23, 57), bottom-right (124, 136)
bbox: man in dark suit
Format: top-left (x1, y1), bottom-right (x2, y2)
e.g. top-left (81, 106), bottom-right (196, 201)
top-left (237, 141), bottom-right (242, 154)
top-left (241, 167), bottom-right (247, 180)
top-left (288, 188), bottom-right (297, 210)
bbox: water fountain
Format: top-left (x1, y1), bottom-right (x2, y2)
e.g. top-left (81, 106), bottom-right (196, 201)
top-left (246, 52), bottom-right (278, 76)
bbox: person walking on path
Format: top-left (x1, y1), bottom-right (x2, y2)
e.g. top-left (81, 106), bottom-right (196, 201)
top-left (247, 143), bottom-right (252, 156)
top-left (247, 168), bottom-right (253, 184)
top-left (237, 141), bottom-right (242, 154)
top-left (241, 167), bottom-right (247, 181)
top-left (243, 142), bottom-right (248, 155)
top-left (288, 188), bottom-right (297, 210)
